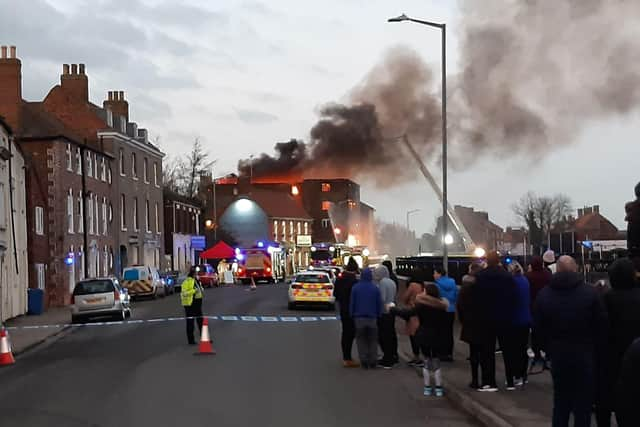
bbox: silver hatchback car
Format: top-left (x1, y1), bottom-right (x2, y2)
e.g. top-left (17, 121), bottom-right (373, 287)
top-left (71, 277), bottom-right (132, 323)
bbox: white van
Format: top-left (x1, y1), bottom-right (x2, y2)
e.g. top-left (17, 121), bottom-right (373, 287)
top-left (121, 265), bottom-right (166, 298)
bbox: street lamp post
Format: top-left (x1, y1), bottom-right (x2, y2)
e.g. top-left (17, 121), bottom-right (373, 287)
top-left (406, 209), bottom-right (421, 256)
top-left (388, 13), bottom-right (448, 271)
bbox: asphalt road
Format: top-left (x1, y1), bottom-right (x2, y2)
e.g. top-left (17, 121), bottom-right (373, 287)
top-left (0, 283), bottom-right (477, 427)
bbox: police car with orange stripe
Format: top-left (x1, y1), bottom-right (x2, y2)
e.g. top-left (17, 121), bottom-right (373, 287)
top-left (288, 271), bottom-right (335, 310)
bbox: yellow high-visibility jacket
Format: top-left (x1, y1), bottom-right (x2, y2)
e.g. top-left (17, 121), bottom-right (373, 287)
top-left (181, 277), bottom-right (203, 307)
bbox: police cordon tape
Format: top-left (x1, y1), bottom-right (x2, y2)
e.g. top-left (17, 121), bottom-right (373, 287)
top-left (4, 315), bottom-right (340, 331)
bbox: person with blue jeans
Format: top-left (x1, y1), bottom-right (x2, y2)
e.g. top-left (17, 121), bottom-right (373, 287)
top-left (350, 268), bottom-right (383, 369)
top-left (434, 267), bottom-right (458, 361)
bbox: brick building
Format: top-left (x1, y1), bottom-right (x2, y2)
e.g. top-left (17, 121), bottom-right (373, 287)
top-left (436, 205), bottom-right (504, 252)
top-left (163, 189), bottom-right (203, 272)
top-left (0, 46), bottom-right (163, 308)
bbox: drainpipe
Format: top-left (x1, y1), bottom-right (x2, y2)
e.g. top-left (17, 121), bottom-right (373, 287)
top-left (8, 136), bottom-right (18, 275)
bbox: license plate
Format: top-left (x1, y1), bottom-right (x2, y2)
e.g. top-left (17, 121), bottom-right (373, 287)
top-left (86, 297), bottom-right (105, 304)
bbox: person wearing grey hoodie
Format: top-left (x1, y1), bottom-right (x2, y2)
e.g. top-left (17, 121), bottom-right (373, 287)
top-left (374, 264), bottom-right (398, 369)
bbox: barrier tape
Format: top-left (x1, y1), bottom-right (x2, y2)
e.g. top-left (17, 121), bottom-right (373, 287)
top-left (4, 315), bottom-right (339, 331)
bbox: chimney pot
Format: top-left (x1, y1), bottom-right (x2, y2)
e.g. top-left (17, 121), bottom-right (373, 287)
top-left (71, 64), bottom-right (78, 74)
top-left (9, 46), bottom-right (16, 59)
top-left (594, 205), bottom-right (600, 213)
top-left (79, 63), bottom-right (85, 74)
top-left (119, 90), bottom-right (124, 101)
top-left (63, 64), bottom-right (70, 74)
top-left (1, 46), bottom-right (6, 59)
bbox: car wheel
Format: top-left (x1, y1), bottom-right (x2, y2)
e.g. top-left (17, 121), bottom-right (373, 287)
top-left (328, 303), bottom-right (336, 311)
top-left (288, 302), bottom-right (296, 310)
top-left (71, 315), bottom-right (81, 324)
top-left (125, 308), bottom-right (132, 318)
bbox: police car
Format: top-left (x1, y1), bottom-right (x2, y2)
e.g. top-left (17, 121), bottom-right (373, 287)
top-left (288, 271), bottom-right (335, 310)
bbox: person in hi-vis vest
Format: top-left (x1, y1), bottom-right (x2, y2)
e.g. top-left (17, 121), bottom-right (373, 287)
top-left (181, 267), bottom-right (204, 345)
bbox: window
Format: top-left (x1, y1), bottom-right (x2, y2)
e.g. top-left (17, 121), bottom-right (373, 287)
top-left (87, 194), bottom-right (94, 235)
top-left (107, 109), bottom-right (113, 127)
top-left (153, 162), bottom-right (159, 186)
top-left (321, 183), bottom-right (331, 192)
top-left (133, 197), bottom-right (138, 231)
top-left (120, 194), bottom-right (126, 230)
top-left (321, 218), bottom-right (330, 228)
top-left (36, 264), bottom-right (46, 290)
top-left (100, 157), bottom-right (106, 181)
top-left (102, 198), bottom-right (107, 235)
top-left (103, 246), bottom-right (109, 277)
top-left (86, 152), bottom-right (93, 178)
top-left (155, 202), bottom-right (159, 233)
top-left (131, 153), bottom-right (137, 179)
top-left (94, 194), bottom-right (99, 235)
top-left (289, 221), bottom-right (293, 237)
top-left (274, 220), bottom-right (278, 240)
top-left (107, 166), bottom-right (112, 184)
top-left (66, 144), bottom-right (72, 171)
top-left (304, 222), bottom-right (308, 235)
top-left (119, 149), bottom-right (125, 176)
top-left (94, 154), bottom-right (99, 179)
top-left (281, 220), bottom-right (286, 241)
top-left (321, 201), bottom-right (331, 211)
top-left (35, 206), bottom-right (44, 235)
top-left (297, 222), bottom-right (301, 236)
top-left (0, 184), bottom-right (5, 229)
top-left (67, 189), bottom-right (74, 234)
top-left (145, 200), bottom-right (150, 232)
top-left (77, 191), bottom-right (84, 233)
top-left (76, 147), bottom-right (82, 175)
top-left (143, 158), bottom-right (149, 183)
top-left (79, 245), bottom-right (85, 280)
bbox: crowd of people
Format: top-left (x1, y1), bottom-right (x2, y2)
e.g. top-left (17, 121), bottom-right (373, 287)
top-left (334, 250), bottom-right (640, 427)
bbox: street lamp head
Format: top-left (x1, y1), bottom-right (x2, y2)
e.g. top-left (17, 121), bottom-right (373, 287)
top-left (388, 13), bottom-right (410, 23)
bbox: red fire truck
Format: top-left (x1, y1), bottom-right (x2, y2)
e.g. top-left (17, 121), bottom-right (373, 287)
top-left (236, 246), bottom-right (275, 284)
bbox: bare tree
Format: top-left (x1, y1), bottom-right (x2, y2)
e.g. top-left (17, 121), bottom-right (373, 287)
top-left (513, 192), bottom-right (572, 254)
top-left (162, 156), bottom-right (185, 194)
top-left (162, 139), bottom-right (215, 198)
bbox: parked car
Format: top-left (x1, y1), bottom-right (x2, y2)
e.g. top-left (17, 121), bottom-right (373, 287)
top-left (195, 264), bottom-right (219, 288)
top-left (173, 273), bottom-right (188, 292)
top-left (160, 271), bottom-right (179, 295)
top-left (121, 265), bottom-right (166, 298)
top-left (288, 271), bottom-right (335, 310)
top-left (71, 277), bottom-right (131, 323)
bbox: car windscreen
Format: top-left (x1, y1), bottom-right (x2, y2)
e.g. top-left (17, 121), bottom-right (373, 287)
top-left (294, 274), bottom-right (330, 284)
top-left (123, 269), bottom-right (140, 280)
top-left (73, 280), bottom-right (115, 295)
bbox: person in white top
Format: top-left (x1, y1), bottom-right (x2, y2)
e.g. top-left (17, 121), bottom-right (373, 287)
top-left (543, 250), bottom-right (557, 274)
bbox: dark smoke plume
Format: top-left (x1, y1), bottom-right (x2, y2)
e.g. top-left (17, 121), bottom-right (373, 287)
top-left (240, 0), bottom-right (640, 184)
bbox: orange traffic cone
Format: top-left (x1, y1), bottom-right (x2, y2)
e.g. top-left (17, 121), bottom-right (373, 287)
top-left (195, 318), bottom-right (216, 356)
top-left (0, 328), bottom-right (15, 366)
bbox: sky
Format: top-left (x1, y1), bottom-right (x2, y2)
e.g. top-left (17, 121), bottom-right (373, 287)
top-left (1, 0), bottom-right (637, 235)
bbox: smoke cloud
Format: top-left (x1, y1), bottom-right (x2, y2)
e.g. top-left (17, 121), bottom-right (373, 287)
top-left (240, 0), bottom-right (640, 184)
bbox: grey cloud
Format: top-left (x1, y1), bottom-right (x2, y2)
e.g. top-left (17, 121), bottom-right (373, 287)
top-left (234, 108), bottom-right (279, 124)
top-left (128, 94), bottom-right (172, 123)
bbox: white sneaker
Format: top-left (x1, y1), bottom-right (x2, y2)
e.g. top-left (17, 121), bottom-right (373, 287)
top-left (478, 385), bottom-right (499, 392)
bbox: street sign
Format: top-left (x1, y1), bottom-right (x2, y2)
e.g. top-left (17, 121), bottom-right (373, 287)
top-left (296, 235), bottom-right (312, 247)
top-left (191, 235), bottom-right (206, 250)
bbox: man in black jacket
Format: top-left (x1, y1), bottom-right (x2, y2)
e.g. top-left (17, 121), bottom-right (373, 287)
top-left (334, 258), bottom-right (360, 368)
top-left (617, 338), bottom-right (640, 427)
top-left (473, 251), bottom-right (518, 391)
top-left (534, 256), bottom-right (607, 427)
top-left (625, 182), bottom-right (640, 271)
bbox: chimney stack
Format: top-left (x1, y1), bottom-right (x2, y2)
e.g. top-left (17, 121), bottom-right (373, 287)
top-left (103, 90), bottom-right (129, 122)
top-left (60, 63), bottom-right (88, 102)
top-left (594, 205), bottom-right (599, 214)
top-left (0, 44), bottom-right (23, 130)
top-left (78, 63), bottom-right (85, 74)
top-left (578, 208), bottom-right (584, 217)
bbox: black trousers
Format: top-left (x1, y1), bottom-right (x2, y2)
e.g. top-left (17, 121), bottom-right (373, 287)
top-left (478, 334), bottom-right (497, 387)
top-left (443, 312), bottom-right (455, 357)
top-left (377, 313), bottom-right (398, 364)
top-left (531, 328), bottom-right (545, 361)
top-left (512, 327), bottom-right (530, 380)
top-left (468, 343), bottom-right (481, 386)
top-left (185, 298), bottom-right (204, 344)
top-left (340, 314), bottom-right (356, 361)
top-left (410, 334), bottom-right (421, 358)
top-left (497, 332), bottom-right (518, 387)
top-left (550, 352), bottom-right (595, 427)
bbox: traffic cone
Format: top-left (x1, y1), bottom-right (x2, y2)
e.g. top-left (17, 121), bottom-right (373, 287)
top-left (195, 318), bottom-right (216, 356)
top-left (250, 277), bottom-right (257, 291)
top-left (0, 328), bottom-right (15, 366)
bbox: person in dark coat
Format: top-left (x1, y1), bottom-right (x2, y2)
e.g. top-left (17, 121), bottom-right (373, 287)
top-left (616, 337), bottom-right (640, 427)
top-left (457, 261), bottom-right (485, 388)
top-left (526, 256), bottom-right (553, 370)
top-left (382, 260), bottom-right (398, 287)
top-left (474, 251), bottom-right (518, 391)
top-left (334, 257), bottom-right (360, 368)
top-left (596, 258), bottom-right (640, 427)
top-left (625, 182), bottom-right (640, 271)
top-left (507, 261), bottom-right (532, 386)
top-left (534, 256), bottom-right (608, 427)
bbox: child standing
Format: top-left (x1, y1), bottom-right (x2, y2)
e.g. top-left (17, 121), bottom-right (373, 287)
top-left (415, 283), bottom-right (450, 397)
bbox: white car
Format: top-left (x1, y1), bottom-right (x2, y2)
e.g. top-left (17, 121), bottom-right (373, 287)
top-left (71, 277), bottom-right (132, 323)
top-left (288, 271), bottom-right (335, 310)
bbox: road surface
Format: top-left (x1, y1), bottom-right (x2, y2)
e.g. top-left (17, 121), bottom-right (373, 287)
top-left (0, 282), bottom-right (477, 427)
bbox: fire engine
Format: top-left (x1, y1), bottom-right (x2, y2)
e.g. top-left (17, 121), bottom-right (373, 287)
top-left (235, 244), bottom-right (276, 284)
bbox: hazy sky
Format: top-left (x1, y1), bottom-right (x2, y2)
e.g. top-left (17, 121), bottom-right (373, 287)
top-left (1, 0), bottom-right (637, 235)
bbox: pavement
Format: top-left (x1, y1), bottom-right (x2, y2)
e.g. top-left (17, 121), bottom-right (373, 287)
top-left (0, 283), bottom-right (478, 427)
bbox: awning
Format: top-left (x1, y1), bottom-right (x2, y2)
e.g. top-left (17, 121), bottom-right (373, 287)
top-left (200, 241), bottom-right (236, 260)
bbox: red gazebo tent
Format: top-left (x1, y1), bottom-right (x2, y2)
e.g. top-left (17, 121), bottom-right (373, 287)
top-left (200, 241), bottom-right (236, 260)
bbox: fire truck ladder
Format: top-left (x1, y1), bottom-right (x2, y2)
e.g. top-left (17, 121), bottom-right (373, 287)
top-left (401, 134), bottom-right (475, 253)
